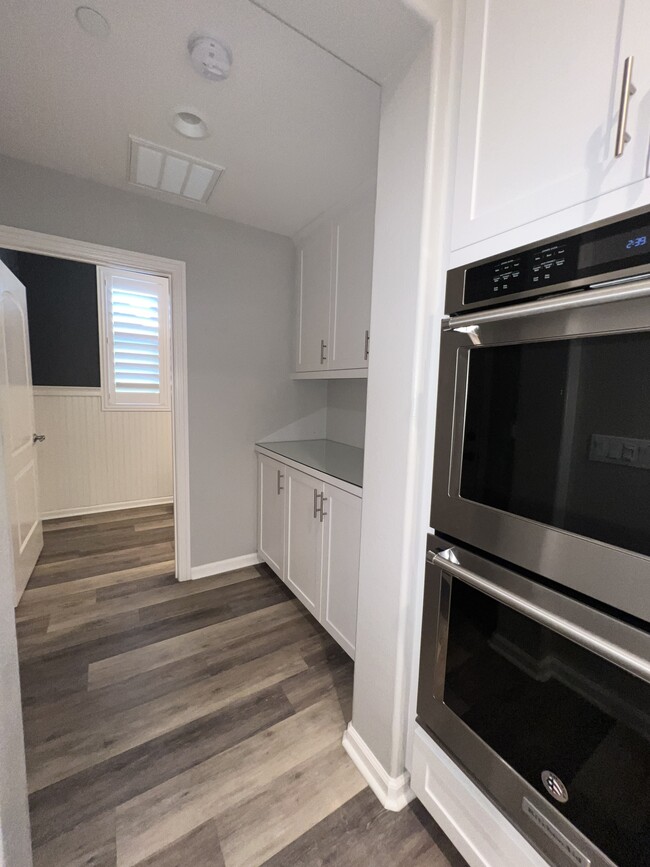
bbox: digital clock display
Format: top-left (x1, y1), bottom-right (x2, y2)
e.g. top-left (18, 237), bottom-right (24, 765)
top-left (578, 224), bottom-right (650, 271)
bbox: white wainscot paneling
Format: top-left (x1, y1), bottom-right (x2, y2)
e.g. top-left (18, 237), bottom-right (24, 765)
top-left (34, 389), bottom-right (173, 518)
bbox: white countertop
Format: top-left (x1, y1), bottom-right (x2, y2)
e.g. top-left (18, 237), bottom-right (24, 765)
top-left (255, 439), bottom-right (363, 490)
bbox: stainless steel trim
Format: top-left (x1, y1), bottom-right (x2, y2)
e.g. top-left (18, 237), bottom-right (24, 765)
top-left (431, 573), bottom-right (451, 698)
top-left (320, 338), bottom-right (327, 365)
top-left (364, 329), bottom-right (370, 361)
top-left (32, 433), bottom-right (46, 443)
top-left (615, 56), bottom-right (636, 158)
top-left (429, 548), bottom-right (650, 682)
top-left (277, 468), bottom-right (284, 495)
top-left (319, 492), bottom-right (327, 523)
top-left (313, 488), bottom-right (319, 519)
top-left (444, 279), bottom-right (650, 331)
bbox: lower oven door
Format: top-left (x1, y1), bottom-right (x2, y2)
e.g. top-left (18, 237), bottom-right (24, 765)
top-left (417, 541), bottom-right (650, 867)
top-left (431, 280), bottom-right (650, 621)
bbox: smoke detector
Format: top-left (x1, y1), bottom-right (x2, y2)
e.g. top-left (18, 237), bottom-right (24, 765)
top-left (188, 35), bottom-right (232, 81)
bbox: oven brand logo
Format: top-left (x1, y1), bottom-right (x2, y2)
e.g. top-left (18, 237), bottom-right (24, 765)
top-left (541, 770), bottom-right (569, 803)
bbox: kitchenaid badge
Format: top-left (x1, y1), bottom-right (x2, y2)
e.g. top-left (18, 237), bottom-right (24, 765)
top-left (541, 770), bottom-right (569, 803)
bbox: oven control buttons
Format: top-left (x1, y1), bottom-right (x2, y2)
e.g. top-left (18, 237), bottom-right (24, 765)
top-left (541, 770), bottom-right (569, 803)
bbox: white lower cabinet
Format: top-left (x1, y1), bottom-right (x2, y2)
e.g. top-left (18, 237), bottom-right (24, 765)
top-left (285, 466), bottom-right (323, 619)
top-left (257, 454), bottom-right (361, 657)
top-left (258, 454), bottom-right (286, 578)
top-left (320, 482), bottom-right (361, 658)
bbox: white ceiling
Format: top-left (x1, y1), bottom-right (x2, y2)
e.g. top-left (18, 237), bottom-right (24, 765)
top-left (0, 0), bottom-right (427, 237)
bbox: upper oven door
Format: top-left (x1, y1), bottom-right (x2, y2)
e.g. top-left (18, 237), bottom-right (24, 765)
top-left (431, 280), bottom-right (650, 621)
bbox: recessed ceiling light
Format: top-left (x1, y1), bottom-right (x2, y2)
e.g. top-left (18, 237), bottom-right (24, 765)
top-left (75, 6), bottom-right (111, 39)
top-left (170, 108), bottom-right (210, 140)
top-left (187, 34), bottom-right (232, 81)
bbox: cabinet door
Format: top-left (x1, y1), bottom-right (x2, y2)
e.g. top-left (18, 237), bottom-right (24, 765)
top-left (296, 222), bottom-right (332, 372)
top-left (320, 484), bottom-right (361, 658)
top-left (258, 455), bottom-right (286, 578)
top-left (329, 196), bottom-right (374, 370)
top-left (285, 468), bottom-right (323, 618)
top-left (452, 0), bottom-right (644, 251)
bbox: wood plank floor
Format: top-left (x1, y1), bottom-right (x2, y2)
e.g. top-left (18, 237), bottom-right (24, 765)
top-left (16, 504), bottom-right (467, 867)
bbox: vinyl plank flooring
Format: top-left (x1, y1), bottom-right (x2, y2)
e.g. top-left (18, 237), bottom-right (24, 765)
top-left (264, 787), bottom-right (469, 867)
top-left (16, 505), bottom-right (464, 867)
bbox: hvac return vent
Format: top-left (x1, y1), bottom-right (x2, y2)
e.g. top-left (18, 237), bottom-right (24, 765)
top-left (128, 136), bottom-right (224, 204)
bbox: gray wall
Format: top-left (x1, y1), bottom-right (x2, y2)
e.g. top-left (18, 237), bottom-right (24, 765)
top-left (325, 380), bottom-right (367, 448)
top-left (0, 155), bottom-right (326, 568)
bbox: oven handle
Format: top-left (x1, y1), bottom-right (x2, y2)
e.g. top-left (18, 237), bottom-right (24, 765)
top-left (427, 550), bottom-right (650, 683)
top-left (443, 278), bottom-right (650, 331)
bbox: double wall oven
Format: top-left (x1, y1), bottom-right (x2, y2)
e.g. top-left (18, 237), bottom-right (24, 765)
top-left (418, 208), bottom-right (650, 867)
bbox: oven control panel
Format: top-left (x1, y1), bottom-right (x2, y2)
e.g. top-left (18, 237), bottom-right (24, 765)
top-left (464, 237), bottom-right (578, 305)
top-left (458, 208), bottom-right (650, 310)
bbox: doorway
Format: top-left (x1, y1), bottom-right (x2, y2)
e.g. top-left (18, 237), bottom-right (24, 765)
top-left (0, 226), bottom-right (190, 585)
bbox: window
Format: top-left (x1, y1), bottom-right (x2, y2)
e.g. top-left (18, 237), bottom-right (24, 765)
top-left (98, 267), bottom-right (171, 410)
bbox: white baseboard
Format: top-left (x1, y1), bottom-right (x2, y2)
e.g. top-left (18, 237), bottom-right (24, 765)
top-left (189, 553), bottom-right (262, 581)
top-left (342, 723), bottom-right (415, 811)
top-left (42, 497), bottom-right (173, 520)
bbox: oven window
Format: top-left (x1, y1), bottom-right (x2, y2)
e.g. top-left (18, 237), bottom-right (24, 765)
top-left (460, 332), bottom-right (650, 555)
top-left (444, 579), bottom-right (650, 867)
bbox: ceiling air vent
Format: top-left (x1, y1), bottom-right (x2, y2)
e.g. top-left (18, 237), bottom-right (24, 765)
top-left (127, 136), bottom-right (224, 204)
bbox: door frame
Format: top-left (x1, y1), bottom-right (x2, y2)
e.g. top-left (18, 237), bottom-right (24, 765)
top-left (0, 224), bottom-right (191, 581)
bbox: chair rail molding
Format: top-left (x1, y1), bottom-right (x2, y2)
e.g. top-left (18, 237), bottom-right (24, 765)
top-left (0, 223), bottom-right (191, 581)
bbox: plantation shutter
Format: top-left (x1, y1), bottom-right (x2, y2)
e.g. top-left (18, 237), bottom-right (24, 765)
top-left (100, 268), bottom-right (171, 409)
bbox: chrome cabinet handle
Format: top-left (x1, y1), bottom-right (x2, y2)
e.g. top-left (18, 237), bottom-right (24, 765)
top-left (320, 339), bottom-right (327, 365)
top-left (313, 488), bottom-right (319, 519)
top-left (615, 55), bottom-right (636, 157)
top-left (364, 329), bottom-right (369, 361)
top-left (33, 434), bottom-right (46, 443)
top-left (427, 549), bottom-right (650, 683)
top-left (319, 493), bottom-right (327, 523)
top-left (277, 468), bottom-right (284, 495)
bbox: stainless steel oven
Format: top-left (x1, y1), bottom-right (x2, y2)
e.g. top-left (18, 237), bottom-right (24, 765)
top-left (432, 208), bottom-right (650, 622)
top-left (417, 539), bottom-right (650, 867)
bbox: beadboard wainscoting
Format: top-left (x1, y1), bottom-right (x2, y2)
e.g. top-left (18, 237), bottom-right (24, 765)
top-left (33, 388), bottom-right (173, 518)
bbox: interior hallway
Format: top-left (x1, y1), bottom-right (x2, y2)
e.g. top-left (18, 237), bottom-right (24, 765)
top-left (15, 504), bottom-right (466, 866)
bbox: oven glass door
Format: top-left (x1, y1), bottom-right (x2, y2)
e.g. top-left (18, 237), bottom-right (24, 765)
top-left (460, 331), bottom-right (650, 556)
top-left (443, 577), bottom-right (650, 867)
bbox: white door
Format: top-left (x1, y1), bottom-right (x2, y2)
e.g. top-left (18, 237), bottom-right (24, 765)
top-left (320, 484), bottom-right (361, 658)
top-left (452, 0), bottom-right (649, 250)
top-left (330, 196), bottom-right (374, 371)
top-left (296, 222), bottom-right (332, 372)
top-left (0, 262), bottom-right (43, 604)
top-left (285, 467), bottom-right (322, 618)
top-left (258, 454), bottom-right (286, 579)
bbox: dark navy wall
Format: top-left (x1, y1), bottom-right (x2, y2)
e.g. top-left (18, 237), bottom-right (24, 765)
top-left (0, 249), bottom-right (100, 387)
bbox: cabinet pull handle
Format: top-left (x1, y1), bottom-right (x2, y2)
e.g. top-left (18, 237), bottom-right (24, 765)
top-left (320, 339), bottom-right (327, 365)
top-left (319, 493), bottom-right (327, 523)
top-left (364, 329), bottom-right (370, 361)
top-left (615, 56), bottom-right (636, 158)
top-left (277, 469), bottom-right (284, 495)
top-left (313, 488), bottom-right (319, 519)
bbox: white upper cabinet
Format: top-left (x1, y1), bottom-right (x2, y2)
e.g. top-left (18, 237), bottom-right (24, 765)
top-left (296, 221), bottom-right (332, 373)
top-left (452, 0), bottom-right (650, 252)
top-left (330, 197), bottom-right (374, 370)
top-left (295, 193), bottom-right (375, 376)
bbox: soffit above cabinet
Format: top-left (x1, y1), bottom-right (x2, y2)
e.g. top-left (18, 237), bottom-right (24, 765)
top-left (249, 0), bottom-right (430, 84)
